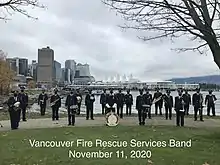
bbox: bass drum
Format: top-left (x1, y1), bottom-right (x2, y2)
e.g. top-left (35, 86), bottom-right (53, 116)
top-left (105, 112), bottom-right (119, 126)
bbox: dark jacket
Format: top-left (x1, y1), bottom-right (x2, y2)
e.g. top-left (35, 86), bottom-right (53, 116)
top-left (153, 92), bottom-right (163, 104)
top-left (205, 94), bottom-right (217, 105)
top-left (65, 94), bottom-right (77, 108)
top-left (136, 95), bottom-right (145, 110)
top-left (115, 93), bottom-right (125, 106)
top-left (50, 94), bottom-right (61, 108)
top-left (163, 94), bottom-right (173, 107)
top-left (174, 96), bottom-right (184, 111)
top-left (38, 93), bottom-right (48, 106)
top-left (100, 93), bottom-right (107, 105)
top-left (124, 93), bottom-right (133, 105)
top-left (192, 93), bottom-right (203, 107)
top-left (85, 94), bottom-right (95, 106)
top-left (143, 93), bottom-right (153, 105)
top-left (182, 93), bottom-right (191, 105)
top-left (7, 96), bottom-right (20, 111)
top-left (106, 94), bottom-right (116, 107)
top-left (18, 93), bottom-right (28, 108)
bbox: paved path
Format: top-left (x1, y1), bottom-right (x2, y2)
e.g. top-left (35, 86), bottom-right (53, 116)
top-left (0, 116), bottom-right (220, 132)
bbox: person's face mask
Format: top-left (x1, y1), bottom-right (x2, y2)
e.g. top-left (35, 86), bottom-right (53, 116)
top-left (14, 93), bottom-right (17, 97)
top-left (54, 92), bottom-right (57, 94)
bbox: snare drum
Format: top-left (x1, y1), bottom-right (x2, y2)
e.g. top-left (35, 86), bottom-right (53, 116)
top-left (69, 105), bottom-right (78, 115)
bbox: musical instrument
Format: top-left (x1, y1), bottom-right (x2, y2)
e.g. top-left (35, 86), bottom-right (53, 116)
top-left (13, 101), bottom-right (21, 111)
top-left (105, 104), bottom-right (119, 126)
top-left (76, 96), bottom-right (82, 103)
top-left (199, 94), bottom-right (205, 109)
top-left (50, 97), bottom-right (61, 107)
top-left (69, 105), bottom-right (78, 115)
top-left (152, 95), bottom-right (162, 104)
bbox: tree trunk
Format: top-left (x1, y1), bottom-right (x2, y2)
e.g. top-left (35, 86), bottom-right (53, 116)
top-left (207, 38), bottom-right (220, 69)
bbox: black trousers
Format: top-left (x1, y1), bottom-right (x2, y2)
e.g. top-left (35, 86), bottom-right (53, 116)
top-left (21, 107), bottom-right (27, 121)
top-left (86, 105), bottom-right (94, 119)
top-left (67, 109), bottom-right (75, 125)
top-left (9, 110), bottom-right (19, 129)
top-left (207, 104), bottom-right (215, 116)
top-left (117, 105), bottom-right (123, 118)
top-left (77, 103), bottom-right (81, 115)
top-left (194, 106), bottom-right (203, 121)
top-left (155, 102), bottom-right (162, 115)
top-left (138, 109), bottom-right (147, 125)
top-left (184, 104), bottom-right (190, 115)
top-left (126, 104), bottom-right (132, 115)
top-left (176, 111), bottom-right (185, 126)
top-left (52, 106), bottom-right (59, 120)
top-left (40, 105), bottom-right (46, 116)
top-left (101, 104), bottom-right (105, 115)
top-left (148, 107), bottom-right (152, 119)
top-left (165, 106), bottom-right (172, 120)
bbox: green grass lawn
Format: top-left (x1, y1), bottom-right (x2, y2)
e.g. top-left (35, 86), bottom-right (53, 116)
top-left (0, 126), bottom-right (220, 165)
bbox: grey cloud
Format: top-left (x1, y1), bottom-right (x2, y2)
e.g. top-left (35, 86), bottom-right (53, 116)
top-left (0, 0), bottom-right (219, 81)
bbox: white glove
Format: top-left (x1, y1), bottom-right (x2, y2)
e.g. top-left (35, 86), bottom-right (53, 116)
top-left (106, 104), bottom-right (110, 108)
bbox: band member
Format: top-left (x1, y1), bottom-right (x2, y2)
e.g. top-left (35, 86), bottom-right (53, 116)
top-left (100, 89), bottom-right (107, 115)
top-left (163, 90), bottom-right (173, 120)
top-left (7, 91), bottom-right (20, 130)
top-left (50, 89), bottom-right (61, 121)
top-left (38, 89), bottom-right (48, 116)
top-left (205, 90), bottom-right (217, 116)
top-left (75, 89), bottom-right (82, 115)
top-left (106, 89), bottom-right (116, 114)
top-left (85, 89), bottom-right (95, 120)
top-left (115, 89), bottom-right (125, 118)
top-left (65, 90), bottom-right (77, 126)
top-left (192, 88), bottom-right (204, 121)
top-left (136, 89), bottom-right (147, 125)
top-left (153, 89), bottom-right (163, 115)
top-left (124, 89), bottom-right (133, 115)
top-left (143, 89), bottom-right (153, 119)
top-left (182, 90), bottom-right (191, 115)
top-left (174, 90), bottom-right (185, 126)
top-left (18, 89), bottom-right (28, 121)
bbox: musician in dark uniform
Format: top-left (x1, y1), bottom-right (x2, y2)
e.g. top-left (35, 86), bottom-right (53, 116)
top-left (124, 89), bottom-right (133, 115)
top-left (182, 90), bottom-right (191, 115)
top-left (136, 89), bottom-right (147, 125)
top-left (163, 90), bottom-right (173, 120)
top-left (75, 89), bottom-right (82, 115)
top-left (18, 89), bottom-right (28, 121)
top-left (174, 90), bottom-right (185, 126)
top-left (7, 91), bottom-right (20, 130)
top-left (153, 89), bottom-right (163, 115)
top-left (192, 88), bottom-right (204, 121)
top-left (100, 89), bottom-right (107, 115)
top-left (115, 89), bottom-right (125, 118)
top-left (50, 89), bottom-right (61, 121)
top-left (205, 90), bottom-right (217, 116)
top-left (106, 89), bottom-right (116, 114)
top-left (38, 89), bottom-right (48, 116)
top-left (65, 90), bottom-right (77, 126)
top-left (85, 89), bottom-right (95, 120)
top-left (143, 89), bottom-right (153, 119)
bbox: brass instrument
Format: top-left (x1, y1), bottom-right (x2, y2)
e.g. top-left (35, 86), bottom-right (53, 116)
top-left (152, 95), bottom-right (162, 104)
top-left (76, 96), bottom-right (82, 103)
top-left (50, 98), bottom-right (60, 107)
top-left (199, 93), bottom-right (205, 109)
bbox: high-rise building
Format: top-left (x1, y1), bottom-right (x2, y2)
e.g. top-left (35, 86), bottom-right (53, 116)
top-left (65, 60), bottom-right (76, 82)
top-left (64, 68), bottom-right (71, 84)
top-left (6, 57), bottom-right (28, 76)
top-left (37, 46), bottom-right (54, 87)
top-left (61, 68), bottom-right (65, 83)
top-left (54, 60), bottom-right (62, 82)
top-left (75, 63), bottom-right (91, 77)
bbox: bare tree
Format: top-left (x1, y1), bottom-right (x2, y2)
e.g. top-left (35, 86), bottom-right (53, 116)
top-left (0, 0), bottom-right (44, 20)
top-left (102, 0), bottom-right (220, 68)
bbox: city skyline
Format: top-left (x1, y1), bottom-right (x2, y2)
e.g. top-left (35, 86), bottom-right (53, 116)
top-left (0, 0), bottom-right (219, 81)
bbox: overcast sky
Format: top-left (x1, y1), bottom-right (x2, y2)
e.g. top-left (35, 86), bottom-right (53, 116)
top-left (0, 0), bottom-right (219, 81)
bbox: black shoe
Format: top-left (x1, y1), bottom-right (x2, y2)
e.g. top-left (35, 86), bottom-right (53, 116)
top-left (200, 120), bottom-right (204, 122)
top-left (23, 119), bottom-right (27, 122)
top-left (86, 118), bottom-right (89, 120)
top-left (194, 119), bottom-right (197, 121)
top-left (169, 118), bottom-right (172, 120)
top-left (91, 118), bottom-right (94, 120)
top-left (165, 118), bottom-right (168, 120)
top-left (72, 124), bottom-right (75, 126)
